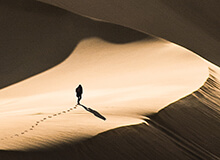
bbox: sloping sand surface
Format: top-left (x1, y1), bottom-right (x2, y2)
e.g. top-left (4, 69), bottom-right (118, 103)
top-left (150, 68), bottom-right (220, 158)
top-left (0, 68), bottom-right (219, 160)
top-left (1, 1), bottom-right (219, 159)
top-left (0, 37), bottom-right (208, 150)
top-left (39, 0), bottom-right (220, 66)
top-left (0, 124), bottom-right (197, 160)
top-left (0, 0), bottom-right (147, 89)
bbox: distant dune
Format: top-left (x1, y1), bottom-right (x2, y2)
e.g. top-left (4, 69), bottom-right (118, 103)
top-left (0, 0), bottom-right (147, 89)
top-left (39, 0), bottom-right (220, 66)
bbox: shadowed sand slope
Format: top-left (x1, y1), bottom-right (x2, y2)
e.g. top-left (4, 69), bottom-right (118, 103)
top-left (0, 124), bottom-right (198, 160)
top-left (39, 0), bottom-right (220, 66)
top-left (150, 68), bottom-right (220, 158)
top-left (0, 68), bottom-right (219, 160)
top-left (0, 0), bottom-right (147, 89)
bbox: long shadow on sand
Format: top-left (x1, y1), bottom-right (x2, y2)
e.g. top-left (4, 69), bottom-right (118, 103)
top-left (78, 104), bottom-right (106, 121)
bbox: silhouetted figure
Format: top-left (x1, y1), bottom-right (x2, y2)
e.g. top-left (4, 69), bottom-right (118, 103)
top-left (76, 84), bottom-right (83, 105)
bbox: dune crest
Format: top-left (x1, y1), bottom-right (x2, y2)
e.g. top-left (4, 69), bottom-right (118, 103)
top-left (39, 0), bottom-right (220, 66)
top-left (1, 1), bottom-right (219, 159)
top-left (0, 37), bottom-right (208, 150)
top-left (0, 67), bottom-right (219, 159)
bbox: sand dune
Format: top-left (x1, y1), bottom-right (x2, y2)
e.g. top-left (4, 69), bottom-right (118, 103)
top-left (0, 0), bottom-right (147, 89)
top-left (150, 67), bottom-right (220, 159)
top-left (0, 68), bottom-right (219, 159)
top-left (39, 0), bottom-right (220, 66)
top-left (1, 1), bottom-right (220, 159)
top-left (0, 37), bottom-right (208, 150)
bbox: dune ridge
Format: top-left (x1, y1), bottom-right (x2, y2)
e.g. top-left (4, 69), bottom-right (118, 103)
top-left (38, 0), bottom-right (220, 66)
top-left (1, 1), bottom-right (219, 159)
top-left (47, 67), bottom-right (219, 160)
top-left (150, 67), bottom-right (220, 158)
top-left (0, 68), bottom-right (219, 159)
top-left (0, 0), bottom-right (148, 89)
top-left (0, 37), bottom-right (208, 151)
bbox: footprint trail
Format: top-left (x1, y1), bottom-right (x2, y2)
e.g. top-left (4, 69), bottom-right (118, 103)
top-left (1, 106), bottom-right (76, 141)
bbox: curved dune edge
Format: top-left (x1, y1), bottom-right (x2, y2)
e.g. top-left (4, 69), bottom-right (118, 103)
top-left (38, 0), bottom-right (220, 66)
top-left (148, 67), bottom-right (220, 159)
top-left (1, 1), bottom-right (219, 159)
top-left (0, 0), bottom-right (148, 89)
top-left (0, 69), bottom-right (219, 159)
top-left (51, 67), bottom-right (219, 160)
top-left (0, 37), bottom-right (208, 151)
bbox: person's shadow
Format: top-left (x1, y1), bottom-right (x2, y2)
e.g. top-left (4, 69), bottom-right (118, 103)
top-left (78, 104), bottom-right (106, 121)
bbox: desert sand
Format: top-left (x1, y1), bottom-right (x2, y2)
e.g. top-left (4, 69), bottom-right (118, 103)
top-left (0, 37), bottom-right (208, 150)
top-left (38, 0), bottom-right (220, 66)
top-left (0, 0), bottom-right (219, 160)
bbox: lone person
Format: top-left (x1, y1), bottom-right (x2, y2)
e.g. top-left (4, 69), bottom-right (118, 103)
top-left (75, 84), bottom-right (83, 105)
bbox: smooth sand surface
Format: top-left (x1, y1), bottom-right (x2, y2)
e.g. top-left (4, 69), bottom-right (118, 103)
top-left (39, 0), bottom-right (220, 66)
top-left (0, 66), bottom-right (219, 160)
top-left (0, 37), bottom-right (208, 150)
top-left (0, 0), bottom-right (147, 89)
top-left (0, 1), bottom-right (219, 159)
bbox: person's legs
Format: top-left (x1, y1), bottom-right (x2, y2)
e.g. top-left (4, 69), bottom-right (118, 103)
top-left (75, 96), bottom-right (80, 109)
top-left (77, 95), bottom-right (82, 105)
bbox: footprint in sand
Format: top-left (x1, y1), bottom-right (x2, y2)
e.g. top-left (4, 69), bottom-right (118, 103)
top-left (2, 106), bottom-right (75, 140)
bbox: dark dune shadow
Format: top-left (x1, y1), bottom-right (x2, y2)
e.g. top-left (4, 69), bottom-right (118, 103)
top-left (79, 104), bottom-right (106, 121)
top-left (0, 123), bottom-right (198, 160)
top-left (0, 0), bottom-right (150, 89)
top-left (149, 68), bottom-right (220, 158)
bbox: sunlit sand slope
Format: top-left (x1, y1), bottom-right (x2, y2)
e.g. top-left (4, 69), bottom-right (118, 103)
top-left (0, 68), bottom-right (219, 160)
top-left (0, 38), bottom-right (208, 151)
